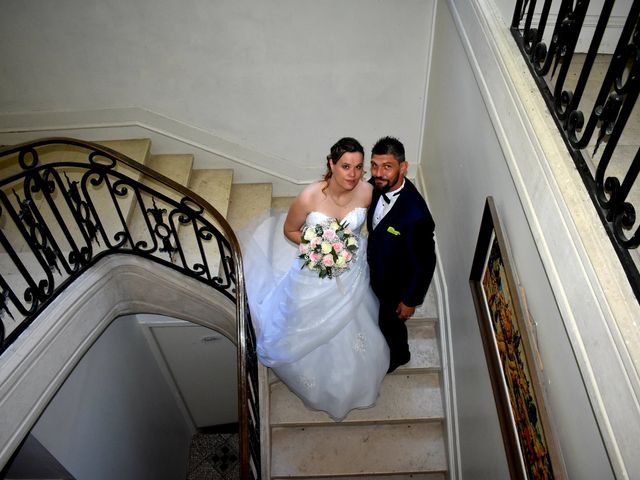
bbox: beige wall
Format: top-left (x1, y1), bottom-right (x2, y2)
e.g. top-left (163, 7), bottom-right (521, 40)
top-left (421, 1), bottom-right (616, 478)
top-left (0, 0), bottom-right (435, 187)
top-left (32, 316), bottom-right (193, 479)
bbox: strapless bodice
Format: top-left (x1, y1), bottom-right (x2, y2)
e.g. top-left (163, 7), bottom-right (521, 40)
top-left (305, 207), bottom-right (367, 232)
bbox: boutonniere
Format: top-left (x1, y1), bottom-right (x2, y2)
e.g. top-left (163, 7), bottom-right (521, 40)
top-left (386, 226), bottom-right (401, 236)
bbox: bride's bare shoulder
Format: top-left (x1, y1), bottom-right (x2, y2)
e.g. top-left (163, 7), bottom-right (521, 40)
top-left (355, 181), bottom-right (373, 206)
top-left (287, 181), bottom-right (324, 215)
top-left (359, 181), bottom-right (373, 194)
top-left (298, 181), bottom-right (327, 203)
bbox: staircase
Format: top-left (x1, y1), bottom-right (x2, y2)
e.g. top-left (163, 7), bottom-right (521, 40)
top-left (266, 288), bottom-right (447, 479)
top-left (10, 138), bottom-right (450, 479)
top-left (106, 138), bottom-right (449, 479)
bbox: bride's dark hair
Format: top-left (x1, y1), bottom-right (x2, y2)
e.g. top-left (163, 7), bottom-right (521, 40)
top-left (323, 137), bottom-right (364, 184)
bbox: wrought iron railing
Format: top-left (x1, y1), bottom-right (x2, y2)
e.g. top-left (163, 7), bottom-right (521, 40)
top-left (237, 299), bottom-right (262, 479)
top-left (511, 0), bottom-right (640, 300)
top-left (0, 138), bottom-right (260, 479)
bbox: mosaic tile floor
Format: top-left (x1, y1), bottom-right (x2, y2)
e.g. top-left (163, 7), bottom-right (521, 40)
top-left (186, 432), bottom-right (239, 480)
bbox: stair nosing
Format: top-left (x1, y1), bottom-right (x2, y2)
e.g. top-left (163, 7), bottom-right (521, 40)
top-left (270, 416), bottom-right (446, 428)
top-left (270, 421), bottom-right (448, 477)
top-left (271, 469), bottom-right (449, 479)
top-left (408, 316), bottom-right (438, 324)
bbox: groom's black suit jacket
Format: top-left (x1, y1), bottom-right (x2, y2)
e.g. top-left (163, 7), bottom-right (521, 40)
top-left (366, 178), bottom-right (436, 308)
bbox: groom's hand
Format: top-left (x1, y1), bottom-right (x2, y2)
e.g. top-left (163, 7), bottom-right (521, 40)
top-left (396, 302), bottom-right (415, 320)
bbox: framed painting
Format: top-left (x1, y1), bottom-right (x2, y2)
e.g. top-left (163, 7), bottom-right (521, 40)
top-left (469, 196), bottom-right (565, 480)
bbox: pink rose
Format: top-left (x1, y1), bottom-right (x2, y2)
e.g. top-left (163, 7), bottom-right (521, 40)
top-left (310, 237), bottom-right (321, 248)
top-left (310, 252), bottom-right (322, 263)
top-left (299, 243), bottom-right (309, 254)
top-left (342, 251), bottom-right (352, 262)
top-left (344, 228), bottom-right (352, 235)
top-left (322, 254), bottom-right (334, 267)
top-left (323, 229), bottom-right (336, 240)
top-left (333, 242), bottom-right (343, 253)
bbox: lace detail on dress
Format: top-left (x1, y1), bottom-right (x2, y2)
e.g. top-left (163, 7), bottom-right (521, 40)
top-left (300, 375), bottom-right (316, 391)
top-left (354, 332), bottom-right (366, 353)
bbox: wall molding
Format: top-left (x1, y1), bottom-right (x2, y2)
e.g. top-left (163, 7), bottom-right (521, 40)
top-left (0, 108), bottom-right (316, 196)
top-left (415, 165), bottom-right (460, 480)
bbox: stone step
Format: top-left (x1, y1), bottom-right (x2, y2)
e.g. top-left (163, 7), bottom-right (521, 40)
top-left (180, 168), bottom-right (234, 273)
top-left (125, 152), bottom-right (193, 212)
top-left (270, 196), bottom-right (296, 211)
top-left (226, 183), bottom-right (273, 231)
top-left (1, 139), bottom-right (154, 255)
top-left (0, 139), bottom-right (151, 179)
top-left (145, 154), bottom-right (193, 190)
top-left (414, 283), bottom-right (438, 320)
top-left (96, 138), bottom-right (152, 165)
top-left (0, 140), bottom-right (155, 321)
top-left (270, 371), bottom-right (443, 426)
top-left (270, 421), bottom-right (447, 478)
top-left (401, 322), bottom-right (441, 373)
top-left (187, 169), bottom-right (234, 220)
top-left (126, 153), bottom-right (193, 255)
top-left (294, 474), bottom-right (446, 480)
top-left (268, 320), bottom-right (440, 385)
top-left (90, 139), bottom-right (153, 233)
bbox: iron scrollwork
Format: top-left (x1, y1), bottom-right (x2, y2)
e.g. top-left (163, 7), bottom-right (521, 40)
top-left (0, 138), bottom-right (238, 353)
top-left (0, 137), bottom-right (261, 478)
top-left (512, 0), bottom-right (640, 300)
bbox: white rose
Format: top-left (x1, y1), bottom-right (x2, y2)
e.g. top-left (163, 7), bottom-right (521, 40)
top-left (335, 256), bottom-right (347, 268)
top-left (346, 237), bottom-right (358, 247)
top-left (303, 227), bottom-right (317, 241)
top-left (321, 242), bottom-right (332, 254)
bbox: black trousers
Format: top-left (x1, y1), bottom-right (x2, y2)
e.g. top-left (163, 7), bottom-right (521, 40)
top-left (378, 301), bottom-right (410, 372)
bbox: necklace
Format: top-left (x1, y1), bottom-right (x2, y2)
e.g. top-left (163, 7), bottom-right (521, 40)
top-left (325, 183), bottom-right (355, 207)
top-left (326, 192), bottom-right (353, 207)
top-left (324, 178), bottom-right (357, 208)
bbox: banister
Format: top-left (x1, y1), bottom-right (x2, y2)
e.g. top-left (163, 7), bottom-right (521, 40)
top-left (0, 137), bottom-right (260, 479)
top-left (511, 0), bottom-right (640, 302)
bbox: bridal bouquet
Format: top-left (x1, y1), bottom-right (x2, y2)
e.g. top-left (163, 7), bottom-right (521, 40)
top-left (299, 219), bottom-right (358, 279)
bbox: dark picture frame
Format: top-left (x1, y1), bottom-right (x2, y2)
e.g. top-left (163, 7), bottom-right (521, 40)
top-left (469, 197), bottom-right (565, 480)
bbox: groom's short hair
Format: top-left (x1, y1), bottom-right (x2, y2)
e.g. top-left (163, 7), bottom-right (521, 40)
top-left (372, 136), bottom-right (405, 163)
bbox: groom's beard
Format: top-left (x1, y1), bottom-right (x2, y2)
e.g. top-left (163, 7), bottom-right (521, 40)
top-left (373, 173), bottom-right (400, 193)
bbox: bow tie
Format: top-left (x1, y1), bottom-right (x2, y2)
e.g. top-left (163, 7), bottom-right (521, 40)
top-left (382, 191), bottom-right (401, 204)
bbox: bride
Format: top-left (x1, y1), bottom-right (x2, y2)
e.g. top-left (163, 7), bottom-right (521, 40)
top-left (240, 137), bottom-right (389, 420)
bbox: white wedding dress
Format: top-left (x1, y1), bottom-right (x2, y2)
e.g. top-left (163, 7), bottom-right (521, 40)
top-left (239, 207), bottom-right (389, 420)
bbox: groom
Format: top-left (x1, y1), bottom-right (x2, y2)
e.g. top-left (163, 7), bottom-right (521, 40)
top-left (367, 136), bottom-right (436, 373)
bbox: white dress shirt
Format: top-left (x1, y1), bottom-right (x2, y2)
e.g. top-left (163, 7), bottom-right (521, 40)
top-left (372, 180), bottom-right (405, 229)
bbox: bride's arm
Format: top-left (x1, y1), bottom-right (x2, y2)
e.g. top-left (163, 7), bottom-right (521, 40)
top-left (283, 185), bottom-right (315, 244)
